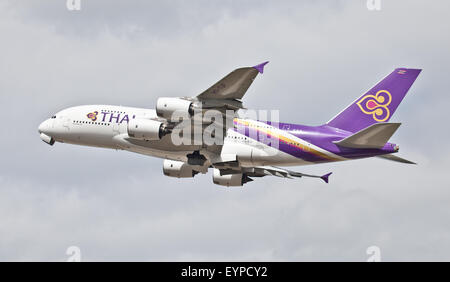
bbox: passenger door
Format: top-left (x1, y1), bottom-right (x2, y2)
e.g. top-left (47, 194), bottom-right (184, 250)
top-left (62, 116), bottom-right (71, 131)
top-left (112, 123), bottom-right (120, 135)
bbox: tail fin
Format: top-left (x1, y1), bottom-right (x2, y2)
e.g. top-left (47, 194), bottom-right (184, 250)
top-left (327, 68), bottom-right (421, 132)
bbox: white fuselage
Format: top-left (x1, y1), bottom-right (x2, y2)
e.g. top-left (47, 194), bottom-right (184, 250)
top-left (38, 105), bottom-right (339, 167)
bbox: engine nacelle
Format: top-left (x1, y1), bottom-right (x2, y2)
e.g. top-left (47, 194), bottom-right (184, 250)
top-left (156, 97), bottom-right (194, 119)
top-left (40, 133), bottom-right (55, 146)
top-left (212, 168), bottom-right (252, 187)
top-left (163, 160), bottom-right (198, 178)
top-left (127, 119), bottom-right (167, 140)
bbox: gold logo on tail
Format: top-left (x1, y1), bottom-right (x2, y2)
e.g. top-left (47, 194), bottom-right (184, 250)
top-left (356, 90), bottom-right (392, 122)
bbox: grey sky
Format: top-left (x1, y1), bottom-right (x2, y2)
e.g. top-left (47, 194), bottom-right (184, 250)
top-left (0, 0), bottom-right (449, 261)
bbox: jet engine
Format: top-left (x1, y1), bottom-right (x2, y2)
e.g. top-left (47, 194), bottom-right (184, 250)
top-left (127, 119), bottom-right (169, 140)
top-left (40, 133), bottom-right (55, 146)
top-left (212, 168), bottom-right (253, 187)
top-left (163, 159), bottom-right (199, 178)
top-left (156, 97), bottom-right (194, 119)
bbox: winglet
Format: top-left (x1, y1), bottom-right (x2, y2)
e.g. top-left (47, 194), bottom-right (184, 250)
top-left (253, 61), bottom-right (269, 74)
top-left (320, 172), bottom-right (332, 183)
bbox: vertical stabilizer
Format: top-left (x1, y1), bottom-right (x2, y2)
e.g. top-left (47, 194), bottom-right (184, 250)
top-left (327, 68), bottom-right (421, 132)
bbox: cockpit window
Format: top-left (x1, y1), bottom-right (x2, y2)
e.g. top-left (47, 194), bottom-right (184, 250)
top-left (51, 115), bottom-right (56, 119)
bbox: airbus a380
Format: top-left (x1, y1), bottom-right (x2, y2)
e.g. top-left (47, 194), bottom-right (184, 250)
top-left (38, 62), bottom-right (421, 186)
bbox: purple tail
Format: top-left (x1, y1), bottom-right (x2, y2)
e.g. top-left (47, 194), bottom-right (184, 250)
top-left (327, 68), bottom-right (421, 132)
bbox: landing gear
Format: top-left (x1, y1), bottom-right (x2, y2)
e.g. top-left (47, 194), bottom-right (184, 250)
top-left (187, 150), bottom-right (207, 166)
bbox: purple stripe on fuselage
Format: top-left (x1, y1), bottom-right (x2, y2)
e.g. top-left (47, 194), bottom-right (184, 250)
top-left (233, 120), bottom-right (397, 163)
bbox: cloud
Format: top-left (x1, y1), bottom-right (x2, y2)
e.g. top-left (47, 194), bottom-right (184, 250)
top-left (0, 0), bottom-right (449, 261)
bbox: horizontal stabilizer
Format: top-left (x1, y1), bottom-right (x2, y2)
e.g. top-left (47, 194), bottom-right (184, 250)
top-left (333, 122), bottom-right (401, 149)
top-left (377, 154), bottom-right (416, 164)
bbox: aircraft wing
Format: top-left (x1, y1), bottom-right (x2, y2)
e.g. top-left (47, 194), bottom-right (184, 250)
top-left (197, 61), bottom-right (268, 101)
top-left (252, 166), bottom-right (331, 183)
top-left (213, 162), bottom-right (332, 183)
top-left (162, 62), bottom-right (269, 133)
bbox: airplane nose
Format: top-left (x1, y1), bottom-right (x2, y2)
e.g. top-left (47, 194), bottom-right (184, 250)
top-left (38, 118), bottom-right (54, 134)
top-left (38, 119), bottom-right (55, 145)
top-left (38, 120), bottom-right (48, 134)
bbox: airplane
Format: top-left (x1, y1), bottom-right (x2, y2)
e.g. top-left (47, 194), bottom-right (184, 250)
top-left (38, 62), bottom-right (421, 186)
